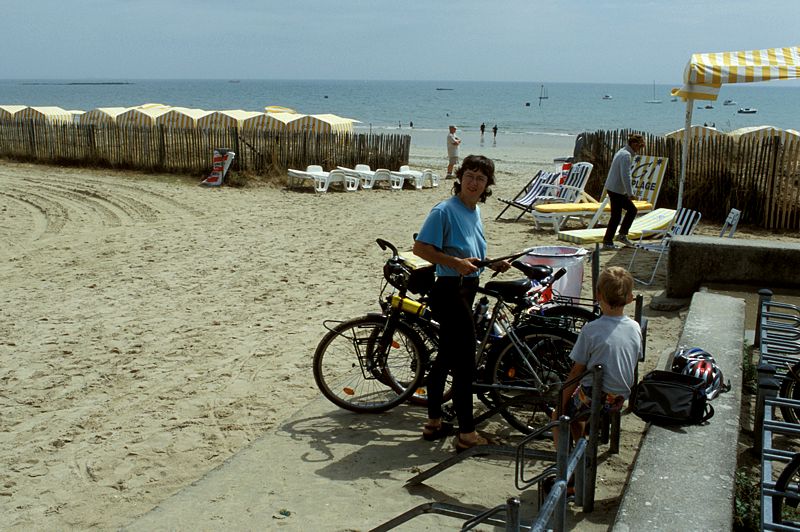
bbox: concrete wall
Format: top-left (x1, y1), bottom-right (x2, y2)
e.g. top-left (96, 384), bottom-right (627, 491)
top-left (613, 291), bottom-right (745, 531)
top-left (667, 236), bottom-right (800, 298)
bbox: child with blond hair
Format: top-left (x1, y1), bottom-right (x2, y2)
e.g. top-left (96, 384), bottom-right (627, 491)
top-left (557, 266), bottom-right (642, 442)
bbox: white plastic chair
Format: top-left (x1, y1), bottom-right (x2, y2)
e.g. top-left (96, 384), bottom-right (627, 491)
top-left (339, 164), bottom-right (396, 190)
top-left (288, 165), bottom-right (357, 193)
top-left (391, 165), bottom-right (438, 190)
top-left (628, 207), bottom-right (702, 285)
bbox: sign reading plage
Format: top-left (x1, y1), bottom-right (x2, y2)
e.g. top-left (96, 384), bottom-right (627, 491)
top-left (630, 155), bottom-right (668, 203)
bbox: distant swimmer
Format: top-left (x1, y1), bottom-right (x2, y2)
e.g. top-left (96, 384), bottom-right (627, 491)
top-left (492, 124), bottom-right (498, 139)
top-left (480, 122), bottom-right (485, 137)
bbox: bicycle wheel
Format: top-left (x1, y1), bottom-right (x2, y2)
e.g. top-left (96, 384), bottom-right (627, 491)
top-left (779, 361), bottom-right (800, 424)
top-left (313, 316), bottom-right (425, 413)
top-left (773, 453), bottom-right (800, 526)
top-left (485, 326), bottom-right (577, 434)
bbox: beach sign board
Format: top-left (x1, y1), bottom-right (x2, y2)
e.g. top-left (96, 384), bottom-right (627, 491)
top-left (201, 149), bottom-right (236, 186)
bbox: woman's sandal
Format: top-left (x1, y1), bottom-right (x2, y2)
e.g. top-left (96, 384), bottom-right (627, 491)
top-left (422, 422), bottom-right (454, 441)
top-left (454, 433), bottom-right (494, 453)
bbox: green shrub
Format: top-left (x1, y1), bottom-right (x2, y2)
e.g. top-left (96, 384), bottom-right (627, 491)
top-left (734, 468), bottom-right (760, 531)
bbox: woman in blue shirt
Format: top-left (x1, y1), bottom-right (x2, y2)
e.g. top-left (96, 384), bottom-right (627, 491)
top-left (413, 154), bottom-right (510, 452)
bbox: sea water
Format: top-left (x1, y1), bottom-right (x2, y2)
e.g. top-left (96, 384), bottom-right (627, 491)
top-left (1, 79), bottom-right (798, 153)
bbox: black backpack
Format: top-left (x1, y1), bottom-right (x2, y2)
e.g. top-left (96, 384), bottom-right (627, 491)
top-left (631, 370), bottom-right (714, 426)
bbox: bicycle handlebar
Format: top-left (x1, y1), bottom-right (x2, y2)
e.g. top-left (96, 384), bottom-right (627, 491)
top-left (474, 247), bottom-right (536, 269)
top-left (552, 267), bottom-right (567, 282)
top-left (375, 238), bottom-right (399, 257)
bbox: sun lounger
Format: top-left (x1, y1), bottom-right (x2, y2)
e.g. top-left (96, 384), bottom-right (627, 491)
top-left (533, 155), bottom-right (669, 232)
top-left (338, 165), bottom-right (398, 190)
top-left (557, 208), bottom-right (677, 244)
top-left (495, 170), bottom-right (561, 221)
top-left (288, 165), bottom-right (359, 193)
top-left (391, 165), bottom-right (439, 189)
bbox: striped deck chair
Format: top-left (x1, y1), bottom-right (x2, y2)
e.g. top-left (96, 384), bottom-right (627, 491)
top-left (534, 155), bottom-right (669, 233)
top-left (528, 162), bottom-right (594, 204)
top-left (628, 207), bottom-right (702, 285)
top-left (495, 170), bottom-right (560, 221)
top-left (557, 208), bottom-right (676, 244)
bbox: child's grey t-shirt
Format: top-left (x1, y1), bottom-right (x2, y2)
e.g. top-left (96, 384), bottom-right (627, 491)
top-left (569, 315), bottom-right (642, 398)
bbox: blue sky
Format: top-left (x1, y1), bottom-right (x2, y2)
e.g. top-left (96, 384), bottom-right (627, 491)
top-left (3, 0), bottom-right (798, 84)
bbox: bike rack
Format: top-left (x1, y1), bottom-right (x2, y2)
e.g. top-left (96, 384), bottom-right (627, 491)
top-left (368, 368), bottom-right (606, 531)
top-left (752, 291), bottom-right (800, 530)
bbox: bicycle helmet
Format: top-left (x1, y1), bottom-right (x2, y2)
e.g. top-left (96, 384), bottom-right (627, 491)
top-left (383, 258), bottom-right (411, 291)
top-left (682, 358), bottom-right (725, 400)
top-left (671, 347), bottom-right (716, 373)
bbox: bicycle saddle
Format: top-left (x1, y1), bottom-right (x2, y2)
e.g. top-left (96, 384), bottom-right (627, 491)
top-left (483, 278), bottom-right (532, 301)
top-left (511, 260), bottom-right (553, 282)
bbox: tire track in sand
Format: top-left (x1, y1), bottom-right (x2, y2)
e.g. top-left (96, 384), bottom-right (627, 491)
top-left (0, 171), bottom-right (199, 259)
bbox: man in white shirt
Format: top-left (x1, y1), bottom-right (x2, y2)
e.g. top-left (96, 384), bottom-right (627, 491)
top-left (446, 125), bottom-right (461, 178)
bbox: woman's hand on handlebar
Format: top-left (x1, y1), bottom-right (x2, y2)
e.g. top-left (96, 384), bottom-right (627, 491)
top-left (454, 257), bottom-right (481, 276)
top-left (487, 259), bottom-right (512, 274)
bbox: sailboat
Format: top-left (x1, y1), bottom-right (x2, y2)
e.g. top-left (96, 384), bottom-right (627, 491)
top-left (645, 81), bottom-right (662, 104)
top-left (538, 84), bottom-right (548, 106)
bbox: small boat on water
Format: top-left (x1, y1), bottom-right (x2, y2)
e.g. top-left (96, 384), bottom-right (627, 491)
top-left (738, 107), bottom-right (758, 114)
top-left (645, 81), bottom-right (662, 104)
top-left (704, 104), bottom-right (714, 109)
top-left (602, 94), bottom-right (613, 100)
top-left (723, 99), bottom-right (737, 106)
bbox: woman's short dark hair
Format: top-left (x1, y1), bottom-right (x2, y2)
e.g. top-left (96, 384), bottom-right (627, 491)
top-left (453, 154), bottom-right (495, 202)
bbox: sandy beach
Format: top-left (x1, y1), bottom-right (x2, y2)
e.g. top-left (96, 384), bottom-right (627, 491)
top-left (1, 142), bottom-right (797, 530)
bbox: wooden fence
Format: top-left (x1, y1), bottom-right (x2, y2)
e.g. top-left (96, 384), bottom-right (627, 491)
top-left (577, 129), bottom-right (800, 231)
top-left (0, 119), bottom-right (411, 176)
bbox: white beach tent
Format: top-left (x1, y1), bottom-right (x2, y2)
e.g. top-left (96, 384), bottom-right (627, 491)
top-left (197, 110), bottom-right (263, 129)
top-left (285, 114), bottom-right (358, 134)
top-left (156, 107), bottom-right (212, 128)
top-left (309, 114), bottom-right (358, 134)
top-left (15, 106), bottom-right (73, 124)
top-left (242, 112), bottom-right (305, 131)
top-left (264, 105), bottom-right (297, 114)
top-left (729, 125), bottom-right (800, 148)
top-left (116, 105), bottom-right (172, 126)
top-left (67, 110), bottom-right (85, 124)
top-left (671, 45), bottom-right (800, 212)
top-left (664, 125), bottom-right (726, 141)
top-left (81, 107), bottom-right (132, 125)
top-left (0, 105), bottom-right (27, 120)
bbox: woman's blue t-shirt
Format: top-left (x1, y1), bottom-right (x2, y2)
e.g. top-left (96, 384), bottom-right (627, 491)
top-left (416, 196), bottom-right (487, 277)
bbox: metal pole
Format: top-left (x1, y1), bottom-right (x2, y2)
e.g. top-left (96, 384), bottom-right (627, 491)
top-left (677, 97), bottom-right (694, 214)
top-left (592, 243), bottom-right (600, 304)
top-left (584, 366), bottom-right (602, 513)
top-left (754, 288), bottom-right (773, 348)
top-left (554, 416), bottom-right (570, 531)
top-left (753, 363), bottom-right (779, 456)
top-left (504, 498), bottom-right (520, 532)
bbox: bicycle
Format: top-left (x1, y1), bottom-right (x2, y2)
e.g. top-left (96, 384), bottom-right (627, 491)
top-left (772, 452), bottom-right (800, 526)
top-left (778, 360), bottom-right (800, 424)
top-left (313, 239), bottom-right (588, 434)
